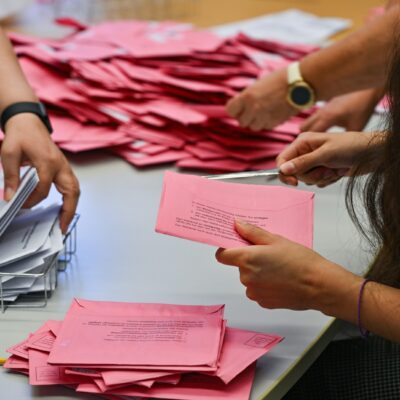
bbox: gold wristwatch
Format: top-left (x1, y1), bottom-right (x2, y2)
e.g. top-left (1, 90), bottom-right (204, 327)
top-left (287, 61), bottom-right (315, 110)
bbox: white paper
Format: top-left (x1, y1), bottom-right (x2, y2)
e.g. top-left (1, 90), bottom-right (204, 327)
top-left (213, 9), bottom-right (351, 45)
top-left (0, 204), bottom-right (60, 267)
top-left (0, 0), bottom-right (33, 20)
top-left (0, 167), bottom-right (39, 238)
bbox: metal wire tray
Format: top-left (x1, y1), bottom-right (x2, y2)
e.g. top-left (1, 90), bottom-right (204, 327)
top-left (0, 214), bottom-right (80, 312)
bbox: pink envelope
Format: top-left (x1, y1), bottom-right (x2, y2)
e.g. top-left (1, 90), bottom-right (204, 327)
top-left (120, 123), bottom-right (185, 149)
top-left (19, 57), bottom-right (84, 103)
top-left (27, 330), bottom-right (56, 353)
top-left (113, 148), bottom-right (190, 167)
top-left (209, 327), bottom-right (282, 384)
top-left (48, 299), bottom-right (225, 368)
top-left (96, 373), bottom-right (181, 391)
top-left (140, 144), bottom-right (169, 155)
top-left (196, 140), bottom-right (286, 162)
top-left (7, 338), bottom-right (31, 360)
top-left (185, 144), bottom-right (224, 161)
top-left (65, 368), bottom-right (102, 378)
top-left (156, 171), bottom-right (314, 248)
top-left (101, 369), bottom-right (178, 387)
top-left (48, 314), bottom-right (224, 367)
top-left (51, 42), bottom-right (122, 61)
top-left (28, 349), bottom-right (89, 386)
top-left (77, 364), bottom-right (256, 400)
top-left (60, 137), bottom-right (132, 153)
top-left (145, 101), bottom-right (207, 125)
top-left (4, 355), bottom-right (29, 370)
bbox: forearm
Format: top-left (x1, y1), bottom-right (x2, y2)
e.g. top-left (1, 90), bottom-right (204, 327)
top-left (0, 27), bottom-right (37, 112)
top-left (319, 269), bottom-right (400, 342)
top-left (300, 6), bottom-right (400, 100)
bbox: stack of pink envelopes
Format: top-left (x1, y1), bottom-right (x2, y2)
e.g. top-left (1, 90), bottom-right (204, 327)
top-left (7, 19), bottom-right (318, 172)
top-left (4, 298), bottom-right (283, 400)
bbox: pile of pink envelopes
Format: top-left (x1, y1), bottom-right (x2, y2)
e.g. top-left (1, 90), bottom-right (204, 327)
top-left (4, 299), bottom-right (283, 399)
top-left (8, 19), bottom-right (318, 172)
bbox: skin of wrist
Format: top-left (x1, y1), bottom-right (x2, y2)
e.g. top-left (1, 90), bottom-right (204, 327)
top-left (4, 112), bottom-right (47, 134)
top-left (309, 260), bottom-right (363, 321)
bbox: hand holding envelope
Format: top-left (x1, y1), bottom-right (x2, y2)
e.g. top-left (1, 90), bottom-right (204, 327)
top-left (156, 171), bottom-right (314, 249)
top-left (215, 218), bottom-right (357, 316)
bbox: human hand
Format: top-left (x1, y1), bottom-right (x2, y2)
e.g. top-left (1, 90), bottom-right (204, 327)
top-left (276, 131), bottom-right (377, 187)
top-left (215, 220), bottom-right (360, 313)
top-left (226, 68), bottom-right (297, 131)
top-left (1, 113), bottom-right (80, 233)
top-left (300, 89), bottom-right (382, 132)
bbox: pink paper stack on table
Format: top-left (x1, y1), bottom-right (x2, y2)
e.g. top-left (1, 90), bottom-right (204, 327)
top-left (4, 298), bottom-right (283, 400)
top-left (8, 19), bottom-right (319, 172)
top-left (156, 171), bottom-right (314, 249)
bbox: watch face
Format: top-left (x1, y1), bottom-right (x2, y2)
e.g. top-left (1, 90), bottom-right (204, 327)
top-left (290, 84), bottom-right (312, 107)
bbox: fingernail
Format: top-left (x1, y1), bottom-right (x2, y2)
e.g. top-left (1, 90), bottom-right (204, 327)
top-left (4, 187), bottom-right (15, 201)
top-left (235, 218), bottom-right (248, 227)
top-left (280, 161), bottom-right (296, 175)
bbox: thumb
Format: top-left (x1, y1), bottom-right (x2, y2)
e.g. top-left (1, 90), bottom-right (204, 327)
top-left (279, 150), bottom-right (323, 176)
top-left (235, 219), bottom-right (276, 245)
top-left (1, 148), bottom-right (22, 201)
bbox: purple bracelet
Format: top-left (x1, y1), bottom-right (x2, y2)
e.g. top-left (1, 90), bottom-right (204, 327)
top-left (357, 278), bottom-right (371, 339)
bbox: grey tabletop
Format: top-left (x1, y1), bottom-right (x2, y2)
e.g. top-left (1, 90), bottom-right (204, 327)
top-left (0, 152), bottom-right (369, 399)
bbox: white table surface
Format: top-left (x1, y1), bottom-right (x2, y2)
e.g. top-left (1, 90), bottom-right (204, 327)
top-left (0, 150), bottom-right (370, 399)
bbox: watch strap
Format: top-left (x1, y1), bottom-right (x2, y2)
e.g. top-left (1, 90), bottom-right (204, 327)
top-left (287, 61), bottom-right (303, 85)
top-left (1, 102), bottom-right (53, 134)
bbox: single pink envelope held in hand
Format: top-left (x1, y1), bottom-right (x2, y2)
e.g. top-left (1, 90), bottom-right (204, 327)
top-left (156, 171), bottom-right (314, 248)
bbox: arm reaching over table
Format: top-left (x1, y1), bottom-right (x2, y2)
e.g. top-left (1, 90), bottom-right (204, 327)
top-left (0, 27), bottom-right (80, 233)
top-left (226, 4), bottom-right (400, 130)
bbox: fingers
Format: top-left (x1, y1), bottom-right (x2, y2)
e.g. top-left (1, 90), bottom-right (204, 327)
top-left (279, 149), bottom-right (324, 178)
top-left (1, 141), bottom-right (22, 201)
top-left (300, 113), bottom-right (332, 133)
top-left (24, 167), bottom-right (53, 208)
top-left (234, 220), bottom-right (276, 245)
top-left (238, 106), bottom-right (255, 129)
top-left (215, 247), bottom-right (244, 267)
top-left (226, 95), bottom-right (245, 118)
top-left (53, 165), bottom-right (80, 234)
top-left (249, 115), bottom-right (267, 132)
top-left (276, 137), bottom-right (305, 168)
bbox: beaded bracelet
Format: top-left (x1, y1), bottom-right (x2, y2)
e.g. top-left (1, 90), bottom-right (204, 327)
top-left (357, 278), bottom-right (371, 339)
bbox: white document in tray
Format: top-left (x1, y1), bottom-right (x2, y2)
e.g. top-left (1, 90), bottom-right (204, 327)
top-left (0, 204), bottom-right (60, 266)
top-left (0, 219), bottom-right (63, 284)
top-left (0, 167), bottom-right (39, 238)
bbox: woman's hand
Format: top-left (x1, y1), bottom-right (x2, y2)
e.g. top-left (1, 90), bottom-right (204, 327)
top-left (276, 131), bottom-right (380, 187)
top-left (300, 89), bottom-right (383, 132)
top-left (226, 69), bottom-right (297, 131)
top-left (1, 113), bottom-right (80, 233)
top-left (216, 220), bottom-right (361, 314)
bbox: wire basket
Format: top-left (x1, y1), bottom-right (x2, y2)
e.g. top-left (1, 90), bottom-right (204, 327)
top-left (0, 213), bottom-right (80, 312)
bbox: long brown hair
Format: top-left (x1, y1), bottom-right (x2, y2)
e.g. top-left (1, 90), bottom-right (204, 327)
top-left (346, 37), bottom-right (400, 287)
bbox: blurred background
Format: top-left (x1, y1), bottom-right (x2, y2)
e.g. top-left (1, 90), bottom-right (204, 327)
top-left (0, 0), bottom-right (384, 36)
top-left (0, 0), bottom-right (198, 36)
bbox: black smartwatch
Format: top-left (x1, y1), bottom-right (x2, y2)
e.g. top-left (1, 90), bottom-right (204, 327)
top-left (0, 102), bottom-right (53, 134)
